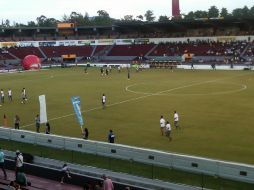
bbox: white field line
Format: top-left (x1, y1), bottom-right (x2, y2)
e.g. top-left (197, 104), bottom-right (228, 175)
top-left (20, 72), bottom-right (252, 129)
top-left (126, 82), bottom-right (247, 96)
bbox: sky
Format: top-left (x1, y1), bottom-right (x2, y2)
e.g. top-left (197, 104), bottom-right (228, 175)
top-left (0, 0), bottom-right (253, 24)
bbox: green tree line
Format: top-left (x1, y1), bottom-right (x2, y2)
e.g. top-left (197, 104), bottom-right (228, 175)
top-left (0, 5), bottom-right (253, 28)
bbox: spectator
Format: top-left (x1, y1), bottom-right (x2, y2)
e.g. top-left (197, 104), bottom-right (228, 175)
top-left (102, 174), bottom-right (114, 190)
top-left (3, 114), bottom-right (8, 127)
top-left (94, 180), bottom-right (103, 190)
top-left (16, 172), bottom-right (29, 186)
top-left (60, 164), bottom-right (71, 184)
top-left (15, 150), bottom-right (24, 176)
top-left (14, 115), bottom-right (20, 130)
top-left (45, 122), bottom-right (50, 134)
top-left (35, 114), bottom-right (40, 133)
top-left (8, 181), bottom-right (20, 190)
top-left (108, 130), bottom-right (115, 143)
top-left (0, 147), bottom-right (7, 180)
top-left (83, 128), bottom-right (89, 140)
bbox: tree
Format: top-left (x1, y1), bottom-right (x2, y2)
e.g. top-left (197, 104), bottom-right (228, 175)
top-left (92, 10), bottom-right (112, 25)
top-left (241, 6), bottom-right (250, 17)
top-left (250, 5), bottom-right (254, 17)
top-left (208, 6), bottom-right (219, 18)
top-left (123, 15), bottom-right (134, 21)
top-left (62, 14), bottom-right (70, 22)
top-left (36, 15), bottom-right (47, 26)
top-left (45, 18), bottom-right (58, 27)
top-left (27, 21), bottom-right (37, 27)
top-left (220, 8), bottom-right (229, 18)
top-left (69, 12), bottom-right (87, 26)
top-left (5, 19), bottom-right (10, 27)
top-left (83, 12), bottom-right (91, 26)
top-left (158, 15), bottom-right (169, 22)
top-left (97, 10), bottom-right (109, 17)
top-left (232, 8), bottom-right (244, 18)
top-left (232, 6), bottom-right (250, 18)
top-left (184, 11), bottom-right (195, 19)
top-left (144, 10), bottom-right (155, 22)
top-left (136, 15), bottom-right (143, 21)
top-left (194, 10), bottom-right (208, 18)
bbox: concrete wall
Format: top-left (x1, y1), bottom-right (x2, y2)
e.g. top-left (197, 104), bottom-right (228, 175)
top-left (0, 127), bottom-right (253, 184)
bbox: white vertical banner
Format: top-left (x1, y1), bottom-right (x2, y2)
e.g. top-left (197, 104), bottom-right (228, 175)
top-left (39, 95), bottom-right (47, 124)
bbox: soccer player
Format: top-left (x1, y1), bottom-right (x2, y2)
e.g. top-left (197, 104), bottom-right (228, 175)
top-left (191, 62), bottom-right (194, 70)
top-left (21, 90), bottom-right (26, 104)
top-left (165, 121), bottom-right (172, 141)
top-left (102, 94), bottom-right (106, 109)
top-left (8, 89), bottom-right (12, 101)
top-left (100, 67), bottom-right (104, 76)
top-left (22, 88), bottom-right (27, 100)
top-left (84, 65), bottom-right (88, 74)
top-left (0, 89), bottom-right (4, 103)
top-left (174, 111), bottom-right (180, 130)
top-left (127, 68), bottom-right (130, 80)
top-left (160, 115), bottom-right (166, 136)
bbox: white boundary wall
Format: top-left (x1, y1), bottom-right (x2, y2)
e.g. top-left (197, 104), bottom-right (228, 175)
top-left (0, 127), bottom-right (254, 184)
top-left (1, 35), bottom-right (254, 47)
top-left (178, 64), bottom-right (254, 70)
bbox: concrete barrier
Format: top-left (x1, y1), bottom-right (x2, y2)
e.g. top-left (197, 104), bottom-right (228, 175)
top-left (0, 127), bottom-right (253, 184)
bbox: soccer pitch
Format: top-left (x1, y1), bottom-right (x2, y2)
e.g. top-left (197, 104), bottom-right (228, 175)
top-left (1, 67), bottom-right (254, 164)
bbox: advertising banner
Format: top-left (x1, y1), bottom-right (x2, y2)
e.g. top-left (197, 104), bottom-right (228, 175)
top-left (71, 96), bottom-right (84, 127)
top-left (39, 95), bottom-right (47, 124)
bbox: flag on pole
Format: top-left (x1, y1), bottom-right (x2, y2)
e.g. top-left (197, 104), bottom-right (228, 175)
top-left (39, 95), bottom-right (47, 124)
top-left (71, 96), bottom-right (84, 128)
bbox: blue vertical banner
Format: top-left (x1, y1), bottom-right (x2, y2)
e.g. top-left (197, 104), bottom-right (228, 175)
top-left (71, 96), bottom-right (84, 128)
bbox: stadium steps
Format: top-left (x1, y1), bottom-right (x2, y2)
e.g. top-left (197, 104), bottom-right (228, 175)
top-left (240, 43), bottom-right (251, 57)
top-left (7, 52), bottom-right (20, 60)
top-left (90, 45), bottom-right (97, 57)
top-left (93, 45), bottom-right (115, 62)
top-left (37, 47), bottom-right (47, 59)
top-left (145, 44), bottom-right (158, 57)
top-left (104, 44), bottom-right (115, 56)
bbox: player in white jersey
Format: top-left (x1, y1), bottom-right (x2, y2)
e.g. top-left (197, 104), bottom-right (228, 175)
top-left (0, 89), bottom-right (4, 103)
top-left (8, 89), bottom-right (12, 101)
top-left (102, 94), bottom-right (106, 109)
top-left (165, 121), bottom-right (172, 141)
top-left (160, 116), bottom-right (166, 136)
top-left (174, 111), bottom-right (180, 130)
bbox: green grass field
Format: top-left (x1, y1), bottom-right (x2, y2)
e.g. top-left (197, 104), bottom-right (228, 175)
top-left (1, 67), bottom-right (254, 164)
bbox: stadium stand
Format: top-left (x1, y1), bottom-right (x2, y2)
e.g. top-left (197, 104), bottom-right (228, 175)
top-left (108, 44), bottom-right (155, 56)
top-left (40, 46), bottom-right (93, 58)
top-left (8, 47), bottom-right (44, 59)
